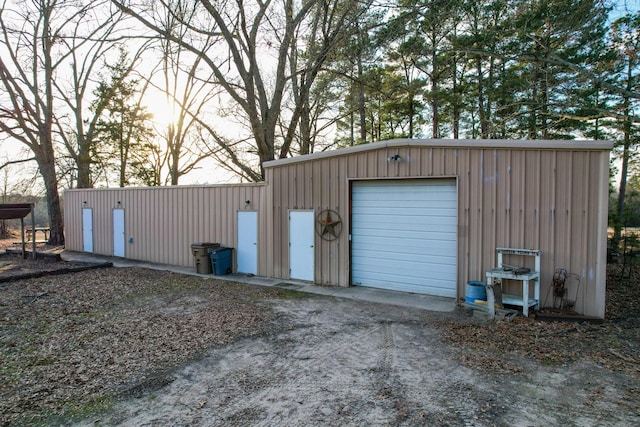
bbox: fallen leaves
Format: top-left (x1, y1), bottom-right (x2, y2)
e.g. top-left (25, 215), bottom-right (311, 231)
top-left (0, 257), bottom-right (288, 425)
top-left (441, 263), bottom-right (640, 378)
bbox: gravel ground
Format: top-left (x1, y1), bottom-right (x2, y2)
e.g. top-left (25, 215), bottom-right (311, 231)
top-left (0, 247), bottom-right (639, 426)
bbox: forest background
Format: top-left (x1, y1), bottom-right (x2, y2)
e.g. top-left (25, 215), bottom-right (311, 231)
top-left (0, 0), bottom-right (638, 246)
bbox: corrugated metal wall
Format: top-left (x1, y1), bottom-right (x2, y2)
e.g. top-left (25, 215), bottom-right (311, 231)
top-left (64, 140), bottom-right (610, 318)
top-left (264, 140), bottom-right (610, 318)
top-left (64, 184), bottom-right (265, 268)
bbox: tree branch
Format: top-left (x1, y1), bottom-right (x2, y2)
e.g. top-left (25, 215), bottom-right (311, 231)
top-left (0, 157), bottom-right (36, 172)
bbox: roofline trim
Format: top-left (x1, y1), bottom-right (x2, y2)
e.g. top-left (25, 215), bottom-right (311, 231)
top-left (264, 138), bottom-right (613, 168)
top-left (64, 181), bottom-right (267, 193)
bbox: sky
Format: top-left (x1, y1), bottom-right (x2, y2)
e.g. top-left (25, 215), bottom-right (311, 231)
top-left (611, 0), bottom-right (640, 19)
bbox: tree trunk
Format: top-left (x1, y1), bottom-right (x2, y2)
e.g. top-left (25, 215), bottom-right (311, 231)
top-left (487, 55), bottom-right (495, 138)
top-left (76, 134), bottom-right (93, 188)
top-left (541, 61), bottom-right (549, 139)
top-left (170, 150), bottom-right (180, 186)
top-left (357, 56), bottom-right (367, 144)
top-left (409, 95), bottom-right (415, 138)
top-left (299, 97), bottom-right (312, 155)
top-left (349, 110), bottom-right (355, 146)
top-left (616, 131), bottom-right (630, 240)
top-left (167, 124), bottom-right (180, 186)
top-left (452, 55), bottom-right (459, 139)
top-left (41, 6), bottom-right (64, 245)
top-left (41, 164), bottom-right (65, 245)
top-left (431, 48), bottom-right (439, 139)
top-left (34, 145), bottom-right (65, 245)
top-left (477, 56), bottom-right (488, 139)
top-left (0, 221), bottom-right (10, 239)
top-left (615, 65), bottom-right (634, 242)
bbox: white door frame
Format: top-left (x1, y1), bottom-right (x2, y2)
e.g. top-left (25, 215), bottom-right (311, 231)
top-left (113, 208), bottom-right (125, 257)
top-left (289, 210), bottom-right (315, 281)
top-left (82, 207), bottom-right (93, 253)
top-left (237, 211), bottom-right (258, 275)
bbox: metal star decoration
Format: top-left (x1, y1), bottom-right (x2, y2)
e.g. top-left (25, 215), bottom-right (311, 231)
top-left (316, 210), bottom-right (342, 241)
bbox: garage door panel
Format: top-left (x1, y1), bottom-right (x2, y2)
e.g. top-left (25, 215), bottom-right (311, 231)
top-left (352, 213), bottom-right (457, 226)
top-left (351, 232), bottom-right (458, 242)
top-left (351, 179), bottom-right (457, 297)
top-left (352, 206), bottom-right (456, 217)
top-left (354, 181), bottom-right (453, 192)
top-left (351, 249), bottom-right (456, 266)
top-left (353, 195), bottom-right (457, 205)
top-left (352, 229), bottom-right (456, 242)
top-left (351, 271), bottom-right (456, 297)
top-left (351, 221), bottom-right (458, 234)
top-left (353, 268), bottom-right (457, 286)
top-left (352, 239), bottom-right (457, 255)
top-left (352, 266), bottom-right (456, 281)
top-left (352, 256), bottom-right (456, 276)
top-left (356, 214), bottom-right (458, 224)
top-left (353, 277), bottom-right (457, 293)
top-left (352, 196), bottom-right (455, 205)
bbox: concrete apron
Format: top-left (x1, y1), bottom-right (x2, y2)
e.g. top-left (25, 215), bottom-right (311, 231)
top-left (60, 250), bottom-right (456, 313)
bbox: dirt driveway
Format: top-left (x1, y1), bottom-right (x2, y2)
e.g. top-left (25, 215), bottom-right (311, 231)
top-left (81, 296), bottom-right (639, 427)
top-left (1, 247), bottom-right (637, 426)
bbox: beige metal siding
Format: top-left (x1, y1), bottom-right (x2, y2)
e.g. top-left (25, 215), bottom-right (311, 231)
top-left (64, 184), bottom-right (265, 269)
top-left (265, 141), bottom-right (610, 318)
top-left (64, 139), bottom-right (610, 318)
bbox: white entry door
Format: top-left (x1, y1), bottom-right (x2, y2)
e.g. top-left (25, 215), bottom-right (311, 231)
top-left (113, 208), bottom-right (125, 257)
top-left (237, 211), bottom-right (258, 275)
top-left (289, 211), bottom-right (315, 281)
top-left (82, 208), bottom-right (93, 253)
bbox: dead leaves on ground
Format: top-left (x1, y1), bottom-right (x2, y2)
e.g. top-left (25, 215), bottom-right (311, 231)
top-left (0, 261), bottom-right (285, 425)
top-left (442, 264), bottom-right (640, 378)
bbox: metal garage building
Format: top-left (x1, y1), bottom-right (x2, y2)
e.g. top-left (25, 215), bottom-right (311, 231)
top-left (64, 139), bottom-right (612, 318)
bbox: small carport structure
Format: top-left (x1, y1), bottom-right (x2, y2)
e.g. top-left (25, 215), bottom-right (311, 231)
top-left (0, 203), bottom-right (36, 259)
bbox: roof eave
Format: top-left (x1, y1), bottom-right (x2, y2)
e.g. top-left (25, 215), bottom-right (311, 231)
top-left (264, 139), bottom-right (614, 169)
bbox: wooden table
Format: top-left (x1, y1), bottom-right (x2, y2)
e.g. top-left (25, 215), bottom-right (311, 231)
top-left (486, 248), bottom-right (541, 319)
top-left (25, 226), bottom-right (50, 242)
top-left (486, 268), bottom-right (540, 317)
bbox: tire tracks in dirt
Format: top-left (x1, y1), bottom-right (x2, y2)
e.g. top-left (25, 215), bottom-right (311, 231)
top-left (80, 298), bottom-right (640, 427)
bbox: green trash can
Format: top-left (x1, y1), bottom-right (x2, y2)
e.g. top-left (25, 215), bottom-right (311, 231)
top-left (191, 242), bottom-right (219, 274)
top-left (208, 246), bottom-right (233, 275)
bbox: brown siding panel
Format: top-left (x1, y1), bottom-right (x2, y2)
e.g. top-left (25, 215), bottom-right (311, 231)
top-left (263, 143), bottom-right (609, 317)
top-left (64, 184), bottom-right (266, 270)
top-left (64, 140), bottom-right (611, 317)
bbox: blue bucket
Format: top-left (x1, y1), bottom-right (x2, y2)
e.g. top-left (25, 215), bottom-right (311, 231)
top-left (465, 281), bottom-right (487, 303)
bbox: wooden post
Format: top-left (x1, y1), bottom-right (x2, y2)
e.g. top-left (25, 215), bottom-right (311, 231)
top-left (20, 217), bottom-right (26, 259)
top-left (486, 283), bottom-right (495, 320)
top-left (30, 203), bottom-right (36, 259)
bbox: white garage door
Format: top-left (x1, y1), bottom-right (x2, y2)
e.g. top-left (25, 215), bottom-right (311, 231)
top-left (351, 179), bottom-right (457, 297)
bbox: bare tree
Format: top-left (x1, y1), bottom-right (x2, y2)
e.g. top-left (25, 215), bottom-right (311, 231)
top-left (53, 1), bottom-right (128, 188)
top-left (0, 0), bottom-right (81, 244)
top-left (148, 0), bottom-right (221, 185)
top-left (112, 0), bottom-right (368, 180)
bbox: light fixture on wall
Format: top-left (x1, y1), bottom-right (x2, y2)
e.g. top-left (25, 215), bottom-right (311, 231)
top-left (387, 154), bottom-right (402, 162)
top-left (117, 201), bottom-right (121, 206)
top-left (83, 201), bottom-right (87, 205)
top-left (244, 200), bottom-right (251, 208)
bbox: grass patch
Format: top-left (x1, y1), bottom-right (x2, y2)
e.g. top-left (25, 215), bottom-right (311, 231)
top-left (27, 395), bottom-right (116, 427)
